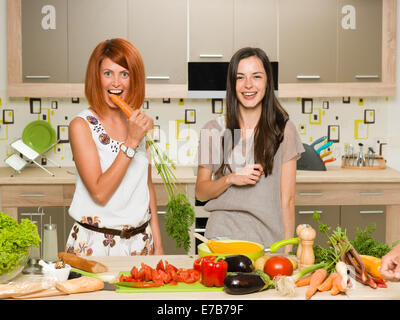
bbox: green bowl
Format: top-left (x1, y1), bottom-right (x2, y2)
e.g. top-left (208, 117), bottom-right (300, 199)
top-left (198, 240), bottom-right (265, 261)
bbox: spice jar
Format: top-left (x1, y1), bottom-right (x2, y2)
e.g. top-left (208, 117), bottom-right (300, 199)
top-left (43, 223), bottom-right (58, 263)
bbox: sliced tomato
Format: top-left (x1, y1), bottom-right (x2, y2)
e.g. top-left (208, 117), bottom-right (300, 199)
top-left (130, 266), bottom-right (139, 280)
top-left (156, 259), bottom-right (165, 272)
top-left (169, 280), bottom-right (178, 286)
top-left (158, 269), bottom-right (172, 284)
top-left (165, 260), bottom-right (178, 272)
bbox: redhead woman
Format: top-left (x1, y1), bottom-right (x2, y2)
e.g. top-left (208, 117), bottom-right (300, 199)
top-left (196, 47), bottom-right (304, 254)
top-left (66, 38), bottom-right (164, 256)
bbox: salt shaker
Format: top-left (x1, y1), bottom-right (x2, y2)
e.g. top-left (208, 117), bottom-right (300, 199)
top-left (43, 218), bottom-right (58, 263)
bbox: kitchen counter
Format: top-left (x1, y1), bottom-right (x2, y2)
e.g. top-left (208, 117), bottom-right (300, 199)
top-left (1, 165), bottom-right (400, 247)
top-left (1, 165), bottom-right (400, 184)
top-left (9, 255), bottom-right (400, 300)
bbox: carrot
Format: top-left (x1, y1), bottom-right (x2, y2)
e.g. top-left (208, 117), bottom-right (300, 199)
top-left (305, 268), bottom-right (328, 300)
top-left (330, 274), bottom-right (346, 296)
top-left (109, 94), bottom-right (133, 117)
top-left (295, 276), bottom-right (311, 287)
top-left (317, 272), bottom-right (338, 292)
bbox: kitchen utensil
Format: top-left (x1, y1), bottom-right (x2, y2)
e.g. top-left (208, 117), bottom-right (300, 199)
top-left (356, 143), bottom-right (366, 167)
top-left (316, 141), bottom-right (333, 154)
top-left (319, 150), bottom-right (332, 159)
top-left (310, 136), bottom-right (327, 148)
top-left (264, 238), bottom-right (299, 253)
top-left (368, 147), bottom-right (376, 167)
top-left (42, 219), bottom-right (58, 263)
top-left (323, 157), bottom-right (336, 164)
top-left (197, 241), bottom-right (265, 261)
top-left (22, 120), bottom-right (57, 154)
top-left (298, 226), bottom-right (316, 270)
top-left (297, 143), bottom-right (326, 171)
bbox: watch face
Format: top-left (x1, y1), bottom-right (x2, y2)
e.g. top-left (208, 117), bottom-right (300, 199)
top-left (126, 148), bottom-right (135, 158)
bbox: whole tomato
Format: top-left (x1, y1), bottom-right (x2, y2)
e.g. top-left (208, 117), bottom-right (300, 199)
top-left (263, 256), bottom-right (293, 279)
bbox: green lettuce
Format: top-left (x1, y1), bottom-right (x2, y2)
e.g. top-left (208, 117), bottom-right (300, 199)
top-left (0, 212), bottom-right (41, 275)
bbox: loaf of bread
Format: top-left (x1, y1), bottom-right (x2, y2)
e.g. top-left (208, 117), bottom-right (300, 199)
top-left (58, 252), bottom-right (108, 273)
top-left (55, 276), bottom-right (104, 294)
top-left (0, 281), bottom-right (53, 299)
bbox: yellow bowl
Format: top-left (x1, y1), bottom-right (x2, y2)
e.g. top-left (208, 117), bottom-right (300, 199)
top-left (198, 240), bottom-right (265, 261)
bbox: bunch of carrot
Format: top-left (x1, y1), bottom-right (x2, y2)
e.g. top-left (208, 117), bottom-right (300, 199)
top-left (295, 268), bottom-right (346, 299)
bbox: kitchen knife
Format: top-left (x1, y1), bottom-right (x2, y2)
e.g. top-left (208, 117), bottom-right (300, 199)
top-left (316, 141), bottom-right (333, 154)
top-left (323, 157), bottom-right (336, 165)
top-left (310, 136), bottom-right (327, 148)
top-left (264, 238), bottom-right (299, 253)
top-left (70, 268), bottom-right (119, 291)
top-left (320, 150), bottom-right (332, 159)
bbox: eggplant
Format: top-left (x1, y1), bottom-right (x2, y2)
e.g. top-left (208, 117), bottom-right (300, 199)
top-left (223, 271), bottom-right (274, 295)
top-left (225, 254), bottom-right (254, 273)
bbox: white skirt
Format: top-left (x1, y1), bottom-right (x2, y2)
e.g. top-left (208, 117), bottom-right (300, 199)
top-left (65, 222), bottom-right (154, 256)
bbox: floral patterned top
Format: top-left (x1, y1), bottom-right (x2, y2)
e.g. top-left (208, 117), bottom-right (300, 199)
top-left (68, 109), bottom-right (150, 230)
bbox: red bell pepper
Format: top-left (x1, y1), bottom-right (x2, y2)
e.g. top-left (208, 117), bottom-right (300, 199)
top-left (200, 256), bottom-right (228, 287)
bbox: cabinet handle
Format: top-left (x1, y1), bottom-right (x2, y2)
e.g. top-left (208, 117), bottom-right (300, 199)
top-left (298, 192), bottom-right (323, 196)
top-left (360, 210), bottom-right (384, 214)
top-left (296, 75), bottom-right (321, 79)
top-left (194, 228), bottom-right (206, 233)
top-left (298, 210), bottom-right (323, 215)
top-left (199, 54), bottom-right (223, 58)
top-left (157, 210), bottom-right (166, 215)
top-left (359, 192), bottom-right (383, 196)
top-left (25, 75), bottom-right (51, 79)
top-left (18, 193), bottom-right (45, 197)
top-left (355, 75), bottom-right (379, 79)
top-left (146, 76), bottom-right (170, 80)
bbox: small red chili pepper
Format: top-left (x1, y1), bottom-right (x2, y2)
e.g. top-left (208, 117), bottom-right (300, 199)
top-left (200, 256), bottom-right (228, 287)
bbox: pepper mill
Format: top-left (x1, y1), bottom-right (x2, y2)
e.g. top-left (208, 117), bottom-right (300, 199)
top-left (299, 225), bottom-right (316, 270)
top-left (296, 224), bottom-right (309, 260)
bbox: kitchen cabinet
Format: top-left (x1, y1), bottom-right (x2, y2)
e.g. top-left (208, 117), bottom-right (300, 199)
top-left (278, 0), bottom-right (395, 97)
top-left (337, 0), bottom-right (382, 82)
top-left (341, 205), bottom-right (386, 242)
top-left (21, 0), bottom-right (68, 83)
top-left (295, 205), bottom-right (386, 246)
top-left (7, 0), bottom-right (396, 98)
top-left (279, 0), bottom-right (338, 83)
top-left (68, 0), bottom-right (128, 83)
top-left (189, 0), bottom-right (234, 62)
top-left (128, 0), bottom-right (187, 85)
top-left (233, 0), bottom-right (278, 61)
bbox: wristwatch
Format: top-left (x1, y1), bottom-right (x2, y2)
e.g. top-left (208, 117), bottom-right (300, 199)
top-left (120, 143), bottom-right (136, 159)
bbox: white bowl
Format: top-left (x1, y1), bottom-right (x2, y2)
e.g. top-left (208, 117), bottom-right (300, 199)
top-left (42, 263), bottom-right (71, 282)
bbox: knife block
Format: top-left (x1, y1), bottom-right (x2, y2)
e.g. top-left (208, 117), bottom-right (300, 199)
top-left (297, 144), bottom-right (327, 171)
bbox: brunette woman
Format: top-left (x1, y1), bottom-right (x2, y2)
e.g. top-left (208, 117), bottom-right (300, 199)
top-left (196, 47), bottom-right (304, 253)
top-left (66, 38), bottom-right (164, 256)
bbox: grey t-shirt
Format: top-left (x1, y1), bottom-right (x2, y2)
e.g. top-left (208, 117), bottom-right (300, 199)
top-left (197, 117), bottom-right (305, 248)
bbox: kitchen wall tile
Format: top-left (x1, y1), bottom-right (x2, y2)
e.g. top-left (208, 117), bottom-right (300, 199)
top-left (0, 95), bottom-right (389, 169)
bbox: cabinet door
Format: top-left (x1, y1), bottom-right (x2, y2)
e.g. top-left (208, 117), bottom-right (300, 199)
top-left (279, 0), bottom-right (337, 83)
top-left (21, 0), bottom-right (68, 83)
top-left (189, 0), bottom-right (234, 62)
top-left (68, 0), bottom-right (128, 83)
top-left (234, 0), bottom-right (278, 61)
top-left (295, 206), bottom-right (340, 246)
top-left (337, 0), bottom-right (382, 82)
top-left (128, 0), bottom-right (187, 84)
top-left (340, 205), bottom-right (386, 243)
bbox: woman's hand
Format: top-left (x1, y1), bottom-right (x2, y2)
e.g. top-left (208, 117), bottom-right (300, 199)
top-left (126, 109), bottom-right (154, 148)
top-left (227, 163), bottom-right (264, 186)
top-left (380, 244), bottom-right (400, 281)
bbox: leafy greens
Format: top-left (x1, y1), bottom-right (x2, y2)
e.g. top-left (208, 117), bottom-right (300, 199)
top-left (0, 212), bottom-right (41, 275)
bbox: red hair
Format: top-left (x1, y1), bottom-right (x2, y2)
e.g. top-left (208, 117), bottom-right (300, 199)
top-left (85, 38), bottom-right (145, 115)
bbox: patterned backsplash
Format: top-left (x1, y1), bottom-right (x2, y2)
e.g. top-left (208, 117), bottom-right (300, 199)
top-left (0, 95), bottom-right (390, 169)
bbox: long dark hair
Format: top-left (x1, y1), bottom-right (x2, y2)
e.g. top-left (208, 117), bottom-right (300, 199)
top-left (216, 47), bottom-right (289, 177)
